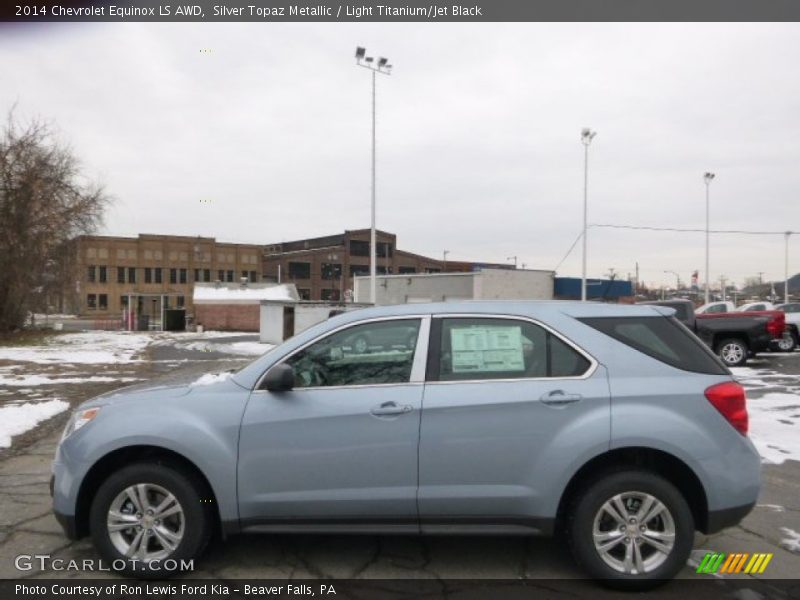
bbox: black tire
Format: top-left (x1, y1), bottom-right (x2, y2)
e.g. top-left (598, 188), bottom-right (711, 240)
top-left (715, 337), bottom-right (748, 367)
top-left (775, 331), bottom-right (797, 353)
top-left (567, 469), bottom-right (694, 590)
top-left (89, 462), bottom-right (213, 578)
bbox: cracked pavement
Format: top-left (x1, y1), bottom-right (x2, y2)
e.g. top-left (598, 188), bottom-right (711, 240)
top-left (0, 338), bottom-right (798, 585)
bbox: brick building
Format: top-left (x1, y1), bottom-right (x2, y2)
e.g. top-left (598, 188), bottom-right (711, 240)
top-left (193, 283), bottom-right (299, 332)
top-left (262, 229), bottom-right (512, 302)
top-left (68, 234), bottom-right (263, 319)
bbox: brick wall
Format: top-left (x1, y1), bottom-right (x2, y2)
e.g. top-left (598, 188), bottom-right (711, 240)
top-left (194, 304), bottom-right (260, 332)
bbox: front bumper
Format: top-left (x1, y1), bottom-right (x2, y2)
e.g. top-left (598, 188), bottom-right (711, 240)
top-left (53, 508), bottom-right (80, 540)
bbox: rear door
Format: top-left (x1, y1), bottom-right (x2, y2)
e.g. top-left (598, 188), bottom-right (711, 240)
top-left (417, 315), bottom-right (610, 532)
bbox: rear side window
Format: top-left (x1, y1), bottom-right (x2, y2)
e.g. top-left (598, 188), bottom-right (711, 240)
top-left (429, 317), bottom-right (592, 381)
top-left (579, 316), bottom-right (728, 375)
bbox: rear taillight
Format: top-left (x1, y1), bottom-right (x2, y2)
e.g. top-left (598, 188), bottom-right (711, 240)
top-left (766, 313), bottom-right (786, 338)
top-left (705, 382), bottom-right (748, 436)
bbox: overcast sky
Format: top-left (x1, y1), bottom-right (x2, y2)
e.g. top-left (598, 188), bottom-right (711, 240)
top-left (2, 22), bottom-right (799, 288)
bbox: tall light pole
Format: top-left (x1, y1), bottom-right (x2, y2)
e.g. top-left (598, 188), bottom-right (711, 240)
top-left (703, 172), bottom-right (715, 304)
top-left (785, 231), bottom-right (792, 304)
top-left (355, 46), bottom-right (392, 304)
top-left (507, 256), bottom-right (518, 268)
top-left (443, 250), bottom-right (449, 273)
top-left (581, 128), bottom-right (597, 301)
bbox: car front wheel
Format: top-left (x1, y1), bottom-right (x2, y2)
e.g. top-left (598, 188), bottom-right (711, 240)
top-left (89, 462), bottom-right (212, 577)
top-left (567, 470), bottom-right (694, 589)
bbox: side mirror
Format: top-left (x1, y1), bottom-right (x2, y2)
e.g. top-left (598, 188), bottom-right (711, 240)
top-left (263, 364), bottom-right (295, 392)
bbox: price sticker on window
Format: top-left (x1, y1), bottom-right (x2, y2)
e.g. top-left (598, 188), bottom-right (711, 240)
top-left (451, 325), bottom-right (525, 373)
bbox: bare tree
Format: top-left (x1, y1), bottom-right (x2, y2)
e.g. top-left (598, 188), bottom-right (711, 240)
top-left (0, 111), bottom-right (109, 331)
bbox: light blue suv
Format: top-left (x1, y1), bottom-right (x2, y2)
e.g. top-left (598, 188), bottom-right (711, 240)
top-left (51, 301), bottom-right (760, 588)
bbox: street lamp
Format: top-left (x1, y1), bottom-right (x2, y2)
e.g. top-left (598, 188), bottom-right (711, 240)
top-left (443, 250), bottom-right (449, 273)
top-left (703, 172), bottom-right (715, 304)
top-left (581, 128), bottom-right (597, 302)
top-left (507, 256), bottom-right (518, 268)
top-left (785, 232), bottom-right (792, 304)
top-left (355, 46), bottom-right (392, 304)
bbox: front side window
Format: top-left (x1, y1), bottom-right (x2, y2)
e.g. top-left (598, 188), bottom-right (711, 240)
top-left (431, 318), bottom-right (590, 382)
top-left (284, 319), bottom-right (421, 388)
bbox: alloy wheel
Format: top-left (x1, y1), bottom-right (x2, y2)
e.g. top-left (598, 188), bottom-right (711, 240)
top-left (592, 491), bottom-right (676, 575)
top-left (721, 343), bottom-right (744, 365)
top-left (107, 483), bottom-right (185, 561)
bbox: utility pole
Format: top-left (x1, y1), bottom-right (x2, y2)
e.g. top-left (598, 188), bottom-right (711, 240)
top-left (785, 232), bottom-right (791, 304)
top-left (443, 250), bottom-right (449, 273)
top-left (507, 256), bottom-right (518, 268)
top-left (703, 172), bottom-right (715, 304)
top-left (719, 275), bottom-right (727, 302)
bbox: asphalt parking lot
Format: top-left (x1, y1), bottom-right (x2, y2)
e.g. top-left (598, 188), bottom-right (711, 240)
top-left (0, 332), bottom-right (798, 589)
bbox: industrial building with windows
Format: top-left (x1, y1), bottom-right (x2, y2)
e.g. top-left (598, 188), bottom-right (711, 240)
top-left (67, 234), bottom-right (263, 320)
top-left (261, 229), bottom-right (512, 301)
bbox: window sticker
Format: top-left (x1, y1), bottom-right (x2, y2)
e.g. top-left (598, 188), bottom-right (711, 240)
top-left (450, 325), bottom-right (525, 373)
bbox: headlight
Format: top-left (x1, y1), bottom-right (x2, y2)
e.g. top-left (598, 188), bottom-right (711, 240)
top-left (61, 407), bottom-right (101, 441)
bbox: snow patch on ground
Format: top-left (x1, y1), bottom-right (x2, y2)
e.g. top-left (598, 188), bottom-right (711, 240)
top-left (747, 392), bottom-right (800, 464)
top-left (780, 527), bottom-right (800, 553)
top-left (191, 372), bottom-right (231, 386)
top-left (0, 375), bottom-right (141, 386)
top-left (0, 399), bottom-right (69, 448)
top-left (0, 332), bottom-right (151, 364)
top-left (174, 340), bottom-right (272, 356)
top-left (756, 504), bottom-right (786, 512)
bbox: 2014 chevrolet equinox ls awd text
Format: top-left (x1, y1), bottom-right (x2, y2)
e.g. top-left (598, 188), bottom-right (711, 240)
top-left (51, 302), bottom-right (760, 588)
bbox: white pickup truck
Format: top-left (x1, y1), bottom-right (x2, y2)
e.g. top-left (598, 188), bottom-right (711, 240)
top-left (696, 301), bottom-right (799, 351)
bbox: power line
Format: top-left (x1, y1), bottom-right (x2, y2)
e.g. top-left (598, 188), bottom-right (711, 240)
top-left (553, 230), bottom-right (584, 272)
top-left (590, 224), bottom-right (796, 235)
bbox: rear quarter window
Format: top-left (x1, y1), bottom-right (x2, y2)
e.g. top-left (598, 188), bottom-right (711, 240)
top-left (579, 316), bottom-right (729, 375)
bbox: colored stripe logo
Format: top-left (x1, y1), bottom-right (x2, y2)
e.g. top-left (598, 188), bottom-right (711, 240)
top-left (697, 552), bottom-right (773, 574)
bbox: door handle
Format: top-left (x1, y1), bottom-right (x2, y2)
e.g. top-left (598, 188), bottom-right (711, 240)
top-left (370, 401), bottom-right (413, 416)
top-left (540, 390), bottom-right (582, 406)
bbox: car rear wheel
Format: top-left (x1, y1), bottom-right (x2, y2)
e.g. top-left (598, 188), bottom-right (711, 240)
top-left (567, 470), bottom-right (694, 590)
top-left (89, 462), bottom-right (212, 577)
top-left (715, 338), bottom-right (748, 367)
top-left (776, 331), bottom-right (797, 352)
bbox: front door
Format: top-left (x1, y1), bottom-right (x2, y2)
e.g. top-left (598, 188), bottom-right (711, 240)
top-left (238, 316), bottom-right (428, 530)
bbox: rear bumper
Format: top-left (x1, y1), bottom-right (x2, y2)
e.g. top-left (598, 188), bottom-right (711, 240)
top-left (705, 501), bottom-right (756, 534)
